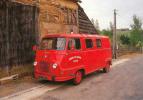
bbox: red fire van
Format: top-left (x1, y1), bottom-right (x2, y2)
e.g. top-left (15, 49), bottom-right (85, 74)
top-left (33, 34), bottom-right (112, 85)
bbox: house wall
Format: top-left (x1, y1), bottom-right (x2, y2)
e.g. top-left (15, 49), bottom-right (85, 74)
top-left (13, 0), bottom-right (97, 35)
top-left (39, 0), bottom-right (78, 36)
top-left (14, 0), bottom-right (78, 36)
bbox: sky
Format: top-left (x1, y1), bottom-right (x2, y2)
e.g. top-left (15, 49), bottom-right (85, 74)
top-left (80, 0), bottom-right (143, 30)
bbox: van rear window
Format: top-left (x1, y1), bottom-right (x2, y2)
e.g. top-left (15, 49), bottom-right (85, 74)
top-left (96, 39), bottom-right (102, 48)
top-left (85, 39), bottom-right (93, 48)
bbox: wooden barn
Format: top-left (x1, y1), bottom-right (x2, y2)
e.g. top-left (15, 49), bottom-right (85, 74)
top-left (0, 0), bottom-right (97, 76)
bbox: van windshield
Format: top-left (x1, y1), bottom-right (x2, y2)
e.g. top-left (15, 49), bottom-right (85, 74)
top-left (40, 37), bottom-right (66, 50)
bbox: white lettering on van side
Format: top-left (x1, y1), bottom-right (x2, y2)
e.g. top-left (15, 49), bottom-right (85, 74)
top-left (69, 56), bottom-right (82, 61)
top-left (73, 60), bottom-right (79, 63)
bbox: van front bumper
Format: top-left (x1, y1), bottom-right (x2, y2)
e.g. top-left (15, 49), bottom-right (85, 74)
top-left (35, 72), bottom-right (73, 82)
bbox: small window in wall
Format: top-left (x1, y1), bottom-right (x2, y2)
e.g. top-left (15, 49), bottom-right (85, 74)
top-left (68, 38), bottom-right (81, 50)
top-left (96, 39), bottom-right (102, 48)
top-left (85, 39), bottom-right (93, 48)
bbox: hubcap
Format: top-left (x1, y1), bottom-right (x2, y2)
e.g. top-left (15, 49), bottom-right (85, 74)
top-left (75, 71), bottom-right (82, 83)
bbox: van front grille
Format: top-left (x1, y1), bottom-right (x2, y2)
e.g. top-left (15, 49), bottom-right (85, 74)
top-left (37, 61), bottom-right (49, 73)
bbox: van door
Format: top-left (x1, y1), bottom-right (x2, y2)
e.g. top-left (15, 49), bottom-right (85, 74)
top-left (95, 39), bottom-right (103, 68)
top-left (62, 38), bottom-right (83, 75)
top-left (84, 39), bottom-right (96, 73)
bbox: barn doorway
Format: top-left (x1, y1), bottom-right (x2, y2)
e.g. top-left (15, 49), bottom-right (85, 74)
top-left (0, 1), bottom-right (39, 75)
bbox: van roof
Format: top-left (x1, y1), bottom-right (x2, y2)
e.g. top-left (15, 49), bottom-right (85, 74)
top-left (43, 33), bottom-right (109, 39)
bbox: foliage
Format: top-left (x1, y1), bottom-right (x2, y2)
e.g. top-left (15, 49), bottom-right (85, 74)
top-left (136, 41), bottom-right (143, 48)
top-left (120, 35), bottom-right (130, 45)
top-left (130, 15), bottom-right (143, 47)
top-left (100, 29), bottom-right (113, 39)
top-left (130, 15), bottom-right (142, 30)
top-left (91, 18), bottom-right (100, 33)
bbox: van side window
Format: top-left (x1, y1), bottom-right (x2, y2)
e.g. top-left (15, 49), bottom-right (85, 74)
top-left (68, 38), bottom-right (81, 50)
top-left (85, 39), bottom-right (93, 48)
top-left (96, 39), bottom-right (102, 48)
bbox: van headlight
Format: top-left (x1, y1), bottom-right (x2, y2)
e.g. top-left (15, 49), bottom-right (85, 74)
top-left (34, 62), bottom-right (37, 66)
top-left (52, 63), bottom-right (58, 69)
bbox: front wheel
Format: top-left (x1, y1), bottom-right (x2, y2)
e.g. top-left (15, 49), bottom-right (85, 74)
top-left (73, 71), bottom-right (83, 85)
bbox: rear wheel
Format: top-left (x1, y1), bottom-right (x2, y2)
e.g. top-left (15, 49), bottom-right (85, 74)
top-left (73, 71), bottom-right (83, 85)
top-left (103, 64), bottom-right (111, 73)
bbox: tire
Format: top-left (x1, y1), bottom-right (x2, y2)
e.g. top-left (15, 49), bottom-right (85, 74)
top-left (73, 71), bottom-right (83, 85)
top-left (103, 64), bottom-right (111, 73)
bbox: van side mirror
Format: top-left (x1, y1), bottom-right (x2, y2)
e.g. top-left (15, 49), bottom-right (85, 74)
top-left (33, 45), bottom-right (38, 51)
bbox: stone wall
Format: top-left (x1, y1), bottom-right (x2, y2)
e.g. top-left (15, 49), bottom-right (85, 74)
top-left (12, 0), bottom-right (97, 35)
top-left (39, 0), bottom-right (78, 36)
top-left (13, 0), bottom-right (78, 36)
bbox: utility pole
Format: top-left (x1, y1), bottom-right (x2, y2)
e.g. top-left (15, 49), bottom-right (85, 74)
top-left (113, 9), bottom-right (117, 59)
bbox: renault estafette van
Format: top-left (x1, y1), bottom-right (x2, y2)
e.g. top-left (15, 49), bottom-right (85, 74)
top-left (33, 34), bottom-right (112, 85)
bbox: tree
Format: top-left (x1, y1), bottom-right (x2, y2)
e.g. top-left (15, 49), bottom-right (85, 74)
top-left (130, 15), bottom-right (143, 47)
top-left (120, 35), bottom-right (130, 45)
top-left (131, 15), bottom-right (142, 30)
top-left (95, 19), bottom-right (100, 31)
top-left (91, 18), bottom-right (95, 26)
top-left (109, 21), bottom-right (113, 32)
top-left (91, 18), bottom-right (100, 32)
top-left (100, 22), bottom-right (113, 40)
top-left (101, 29), bottom-right (112, 39)
top-left (136, 41), bottom-right (143, 53)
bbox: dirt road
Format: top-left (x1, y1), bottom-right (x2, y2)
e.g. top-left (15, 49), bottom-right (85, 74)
top-left (36, 55), bottom-right (143, 100)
